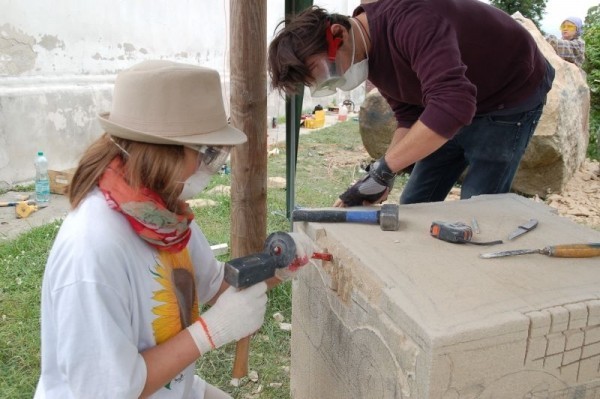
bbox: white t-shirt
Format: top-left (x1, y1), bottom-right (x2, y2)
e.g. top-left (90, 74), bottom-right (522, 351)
top-left (34, 188), bottom-right (224, 399)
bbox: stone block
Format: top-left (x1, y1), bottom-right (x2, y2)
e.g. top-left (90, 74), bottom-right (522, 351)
top-left (291, 194), bottom-right (600, 398)
top-left (585, 326), bottom-right (600, 345)
top-left (565, 302), bottom-right (589, 330)
top-left (578, 356), bottom-right (600, 383)
top-left (565, 331), bottom-right (585, 351)
top-left (546, 333), bottom-right (566, 355)
top-left (549, 306), bottom-right (570, 333)
top-left (588, 300), bottom-right (600, 326)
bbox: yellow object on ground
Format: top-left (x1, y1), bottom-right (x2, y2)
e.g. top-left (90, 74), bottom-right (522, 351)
top-left (15, 201), bottom-right (38, 219)
top-left (305, 110), bottom-right (325, 129)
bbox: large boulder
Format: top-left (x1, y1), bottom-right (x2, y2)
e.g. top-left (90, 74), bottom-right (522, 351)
top-left (358, 13), bottom-right (590, 197)
top-left (511, 12), bottom-right (590, 197)
top-left (358, 89), bottom-right (396, 159)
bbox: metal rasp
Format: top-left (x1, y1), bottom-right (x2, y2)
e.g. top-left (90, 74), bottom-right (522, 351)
top-left (480, 243), bottom-right (600, 259)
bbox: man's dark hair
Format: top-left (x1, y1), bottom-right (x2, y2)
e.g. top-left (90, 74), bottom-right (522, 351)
top-left (268, 6), bottom-right (351, 95)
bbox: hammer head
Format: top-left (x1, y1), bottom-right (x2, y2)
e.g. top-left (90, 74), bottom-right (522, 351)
top-left (224, 232), bottom-right (297, 288)
top-left (379, 204), bottom-right (400, 231)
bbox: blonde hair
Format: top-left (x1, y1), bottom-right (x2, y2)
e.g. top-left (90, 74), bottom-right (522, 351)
top-left (69, 133), bottom-right (186, 212)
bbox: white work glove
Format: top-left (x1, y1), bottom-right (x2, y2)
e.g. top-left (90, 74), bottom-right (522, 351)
top-left (275, 232), bottom-right (315, 282)
top-left (187, 281), bottom-right (267, 354)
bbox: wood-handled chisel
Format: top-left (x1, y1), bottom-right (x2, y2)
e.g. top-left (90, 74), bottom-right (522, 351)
top-left (480, 243), bottom-right (600, 259)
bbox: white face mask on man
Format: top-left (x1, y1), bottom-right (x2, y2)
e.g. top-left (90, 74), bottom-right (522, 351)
top-left (310, 18), bottom-right (369, 97)
top-left (338, 18), bottom-right (369, 91)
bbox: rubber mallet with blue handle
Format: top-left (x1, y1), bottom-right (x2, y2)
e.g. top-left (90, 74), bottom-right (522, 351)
top-left (292, 204), bottom-right (400, 231)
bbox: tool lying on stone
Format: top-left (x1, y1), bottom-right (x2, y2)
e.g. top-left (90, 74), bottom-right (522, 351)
top-left (224, 231), bottom-right (332, 379)
top-left (292, 203), bottom-right (400, 231)
top-left (507, 218), bottom-right (538, 240)
top-left (480, 243), bottom-right (600, 259)
top-left (471, 217), bottom-right (481, 234)
top-left (430, 221), bottom-right (503, 246)
top-left (0, 199), bottom-right (35, 207)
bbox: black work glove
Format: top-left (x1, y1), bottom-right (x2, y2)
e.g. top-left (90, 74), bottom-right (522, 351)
top-left (338, 157), bottom-right (396, 207)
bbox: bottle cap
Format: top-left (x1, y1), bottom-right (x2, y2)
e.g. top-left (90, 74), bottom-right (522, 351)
top-left (38, 151), bottom-right (43, 156)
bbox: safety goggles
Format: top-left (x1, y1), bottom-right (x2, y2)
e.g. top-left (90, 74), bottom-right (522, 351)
top-left (310, 59), bottom-right (346, 97)
top-left (309, 22), bottom-right (346, 97)
top-left (560, 21), bottom-right (577, 33)
top-left (187, 145), bottom-right (231, 173)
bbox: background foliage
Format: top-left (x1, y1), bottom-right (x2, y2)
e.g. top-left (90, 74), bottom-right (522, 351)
top-left (584, 5), bottom-right (600, 160)
top-left (490, 0), bottom-right (548, 28)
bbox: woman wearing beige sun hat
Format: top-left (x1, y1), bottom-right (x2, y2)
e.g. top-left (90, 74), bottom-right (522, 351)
top-left (34, 60), bottom-right (268, 399)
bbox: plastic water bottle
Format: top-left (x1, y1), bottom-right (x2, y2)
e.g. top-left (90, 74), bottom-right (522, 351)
top-left (34, 151), bottom-right (50, 206)
top-left (338, 103), bottom-right (348, 122)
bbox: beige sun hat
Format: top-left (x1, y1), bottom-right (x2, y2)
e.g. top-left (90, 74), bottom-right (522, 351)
top-left (98, 60), bottom-right (247, 146)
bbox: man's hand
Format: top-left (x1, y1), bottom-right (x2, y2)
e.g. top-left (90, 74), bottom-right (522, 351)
top-left (334, 157), bottom-right (396, 207)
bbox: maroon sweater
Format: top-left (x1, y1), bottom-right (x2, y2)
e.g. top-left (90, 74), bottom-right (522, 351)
top-left (354, 0), bottom-right (549, 138)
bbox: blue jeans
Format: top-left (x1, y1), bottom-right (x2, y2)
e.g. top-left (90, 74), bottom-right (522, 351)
top-left (399, 102), bottom-right (545, 204)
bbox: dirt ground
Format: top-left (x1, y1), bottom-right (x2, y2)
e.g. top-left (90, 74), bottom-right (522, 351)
top-left (539, 159), bottom-right (600, 230)
top-left (448, 159), bottom-right (600, 230)
top-left (445, 158), bottom-right (600, 231)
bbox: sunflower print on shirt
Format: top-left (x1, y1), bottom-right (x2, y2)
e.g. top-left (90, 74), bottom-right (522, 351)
top-left (151, 249), bottom-right (199, 344)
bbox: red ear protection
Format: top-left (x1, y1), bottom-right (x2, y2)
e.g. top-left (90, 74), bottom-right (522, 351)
top-left (326, 22), bottom-right (342, 62)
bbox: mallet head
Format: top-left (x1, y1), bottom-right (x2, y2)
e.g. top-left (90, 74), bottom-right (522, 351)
top-left (223, 232), bottom-right (297, 288)
top-left (379, 204), bottom-right (400, 231)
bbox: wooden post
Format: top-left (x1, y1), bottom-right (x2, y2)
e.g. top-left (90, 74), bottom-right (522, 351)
top-left (229, 0), bottom-right (267, 379)
top-left (230, 0), bottom-right (267, 265)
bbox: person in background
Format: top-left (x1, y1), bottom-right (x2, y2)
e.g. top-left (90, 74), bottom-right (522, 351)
top-left (267, 0), bottom-right (554, 207)
top-left (34, 60), bottom-right (301, 399)
top-left (545, 17), bottom-right (586, 67)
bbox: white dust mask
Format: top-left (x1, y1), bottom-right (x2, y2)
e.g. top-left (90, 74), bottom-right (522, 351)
top-left (339, 18), bottom-right (369, 91)
top-left (179, 165), bottom-right (213, 200)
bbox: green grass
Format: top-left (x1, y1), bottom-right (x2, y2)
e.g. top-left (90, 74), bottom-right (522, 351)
top-left (0, 184), bottom-right (35, 196)
top-left (0, 121), bottom-right (377, 399)
top-left (588, 109), bottom-right (600, 160)
top-left (0, 221), bottom-right (61, 398)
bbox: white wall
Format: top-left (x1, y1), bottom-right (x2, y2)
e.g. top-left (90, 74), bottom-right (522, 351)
top-left (0, 0), bottom-right (360, 186)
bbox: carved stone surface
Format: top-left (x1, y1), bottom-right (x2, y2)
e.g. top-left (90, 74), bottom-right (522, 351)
top-left (291, 194), bottom-right (600, 398)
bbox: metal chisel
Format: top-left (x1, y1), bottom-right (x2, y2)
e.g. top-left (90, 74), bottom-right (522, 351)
top-left (507, 219), bottom-right (538, 240)
top-left (480, 243), bottom-right (600, 259)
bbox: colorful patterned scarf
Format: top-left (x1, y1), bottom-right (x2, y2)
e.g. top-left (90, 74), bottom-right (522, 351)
top-left (98, 157), bottom-right (194, 253)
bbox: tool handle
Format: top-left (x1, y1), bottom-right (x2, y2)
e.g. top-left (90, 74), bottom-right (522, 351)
top-left (545, 243), bottom-right (600, 257)
top-left (231, 276), bottom-right (282, 379)
top-left (232, 336), bottom-right (250, 378)
top-left (292, 209), bottom-right (378, 224)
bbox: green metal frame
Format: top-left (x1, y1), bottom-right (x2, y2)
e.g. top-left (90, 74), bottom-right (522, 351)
top-left (285, 0), bottom-right (313, 222)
